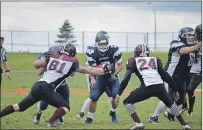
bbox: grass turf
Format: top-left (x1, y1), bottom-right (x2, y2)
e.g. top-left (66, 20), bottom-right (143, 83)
top-left (1, 52), bottom-right (202, 129)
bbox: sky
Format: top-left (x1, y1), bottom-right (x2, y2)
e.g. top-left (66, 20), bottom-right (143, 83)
top-left (1, 2), bottom-right (202, 53)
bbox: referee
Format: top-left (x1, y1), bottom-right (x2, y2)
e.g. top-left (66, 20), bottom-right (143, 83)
top-left (0, 37), bottom-right (11, 87)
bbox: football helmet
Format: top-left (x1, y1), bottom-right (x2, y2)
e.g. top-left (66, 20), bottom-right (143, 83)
top-left (178, 27), bottom-right (195, 45)
top-left (95, 31), bottom-right (109, 52)
top-left (134, 44), bottom-right (150, 57)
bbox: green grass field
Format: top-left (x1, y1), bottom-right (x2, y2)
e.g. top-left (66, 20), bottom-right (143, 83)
top-left (1, 52), bottom-right (202, 129)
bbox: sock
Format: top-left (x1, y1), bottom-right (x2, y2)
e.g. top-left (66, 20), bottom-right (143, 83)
top-left (87, 112), bottom-right (94, 119)
top-left (0, 105), bottom-right (15, 118)
top-left (37, 103), bottom-right (42, 114)
top-left (108, 97), bottom-right (116, 112)
top-left (81, 98), bottom-right (91, 113)
top-left (124, 103), bottom-right (141, 123)
top-left (169, 103), bottom-right (180, 117)
top-left (176, 115), bottom-right (187, 126)
top-left (151, 101), bottom-right (167, 117)
top-left (49, 108), bottom-right (66, 122)
top-left (188, 96), bottom-right (195, 113)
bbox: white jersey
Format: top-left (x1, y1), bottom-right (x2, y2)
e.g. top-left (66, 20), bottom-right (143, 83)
top-left (134, 57), bottom-right (163, 86)
top-left (39, 52), bottom-right (78, 89)
top-left (190, 56), bottom-right (201, 74)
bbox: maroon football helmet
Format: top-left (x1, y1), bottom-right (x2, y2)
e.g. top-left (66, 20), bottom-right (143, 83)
top-left (134, 44), bottom-right (150, 57)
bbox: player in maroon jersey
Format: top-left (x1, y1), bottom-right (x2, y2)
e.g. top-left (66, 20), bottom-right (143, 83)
top-left (114, 44), bottom-right (191, 130)
top-left (0, 43), bottom-right (115, 127)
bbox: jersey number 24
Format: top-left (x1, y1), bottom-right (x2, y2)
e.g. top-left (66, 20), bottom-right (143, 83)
top-left (137, 58), bottom-right (157, 71)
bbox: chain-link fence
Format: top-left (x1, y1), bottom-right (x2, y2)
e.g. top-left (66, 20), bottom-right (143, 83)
top-left (1, 30), bottom-right (179, 53)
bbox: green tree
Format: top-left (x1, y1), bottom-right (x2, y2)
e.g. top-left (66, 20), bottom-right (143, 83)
top-left (55, 19), bottom-right (77, 44)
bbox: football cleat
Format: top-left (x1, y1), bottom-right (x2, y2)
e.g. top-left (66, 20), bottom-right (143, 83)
top-left (46, 121), bottom-right (58, 127)
top-left (83, 117), bottom-right (93, 124)
top-left (148, 116), bottom-right (159, 123)
top-left (76, 112), bottom-right (84, 119)
top-left (182, 124), bottom-right (191, 130)
top-left (109, 111), bottom-right (119, 123)
top-left (130, 122), bottom-right (145, 130)
top-left (187, 112), bottom-right (194, 116)
top-left (164, 111), bottom-right (175, 122)
top-left (56, 117), bottom-right (64, 125)
top-left (33, 112), bottom-right (42, 125)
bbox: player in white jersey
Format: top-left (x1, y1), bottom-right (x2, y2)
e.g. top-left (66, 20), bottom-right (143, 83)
top-left (186, 24), bottom-right (202, 116)
top-left (149, 27), bottom-right (201, 123)
top-left (0, 43), bottom-right (115, 127)
top-left (114, 44), bottom-right (191, 130)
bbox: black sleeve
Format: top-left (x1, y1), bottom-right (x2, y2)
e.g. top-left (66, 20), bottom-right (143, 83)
top-left (118, 58), bottom-right (136, 96)
top-left (118, 69), bottom-right (132, 96)
top-left (157, 58), bottom-right (178, 93)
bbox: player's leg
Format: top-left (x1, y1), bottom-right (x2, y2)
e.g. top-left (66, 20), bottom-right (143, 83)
top-left (84, 78), bottom-right (106, 124)
top-left (108, 79), bottom-right (120, 123)
top-left (187, 74), bottom-right (202, 116)
top-left (39, 82), bottom-right (70, 127)
top-left (54, 83), bottom-right (70, 124)
top-left (33, 100), bottom-right (48, 124)
top-left (0, 82), bottom-right (41, 118)
top-left (33, 83), bottom-right (69, 125)
top-left (180, 74), bottom-right (192, 113)
top-left (149, 82), bottom-right (170, 123)
top-left (164, 80), bottom-right (186, 121)
top-left (76, 75), bottom-right (92, 118)
top-left (105, 87), bottom-right (115, 116)
top-left (123, 85), bottom-right (157, 129)
top-left (157, 85), bottom-right (191, 129)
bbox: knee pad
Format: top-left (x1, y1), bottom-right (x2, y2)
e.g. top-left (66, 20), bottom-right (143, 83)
top-left (123, 98), bottom-right (128, 105)
top-left (39, 101), bottom-right (48, 110)
top-left (89, 94), bottom-right (99, 102)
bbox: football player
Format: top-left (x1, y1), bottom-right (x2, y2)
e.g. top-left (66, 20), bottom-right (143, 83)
top-left (83, 31), bottom-right (123, 124)
top-left (149, 27), bottom-right (201, 122)
top-left (33, 45), bottom-right (69, 125)
top-left (186, 24), bottom-right (202, 116)
top-left (115, 44), bottom-right (191, 130)
top-left (76, 33), bottom-right (120, 121)
top-left (0, 43), bottom-right (115, 127)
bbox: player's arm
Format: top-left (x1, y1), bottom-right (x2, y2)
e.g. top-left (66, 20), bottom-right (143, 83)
top-left (34, 58), bottom-right (46, 69)
top-left (157, 58), bottom-right (178, 93)
top-left (179, 42), bottom-right (201, 55)
top-left (1, 49), bottom-right (10, 71)
top-left (117, 68), bottom-right (132, 96)
top-left (117, 59), bottom-right (135, 97)
top-left (35, 67), bottom-right (45, 76)
top-left (1, 49), bottom-right (11, 79)
top-left (113, 47), bottom-right (123, 75)
top-left (77, 64), bottom-right (114, 76)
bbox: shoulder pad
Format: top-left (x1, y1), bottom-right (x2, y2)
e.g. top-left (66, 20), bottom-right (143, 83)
top-left (44, 51), bottom-right (60, 59)
top-left (109, 45), bottom-right (119, 49)
top-left (86, 46), bottom-right (96, 56)
top-left (170, 40), bottom-right (185, 48)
